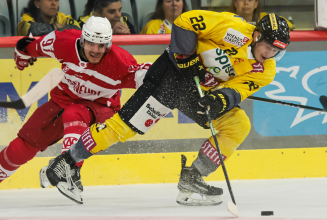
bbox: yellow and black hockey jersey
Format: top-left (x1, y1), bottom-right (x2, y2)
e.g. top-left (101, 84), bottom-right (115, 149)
top-left (173, 10), bottom-right (276, 101)
top-left (18, 12), bottom-right (80, 36)
top-left (141, 19), bottom-right (172, 34)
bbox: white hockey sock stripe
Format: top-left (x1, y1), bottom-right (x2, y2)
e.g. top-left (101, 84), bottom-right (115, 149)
top-left (3, 147), bottom-right (20, 168)
top-left (0, 164), bottom-right (17, 180)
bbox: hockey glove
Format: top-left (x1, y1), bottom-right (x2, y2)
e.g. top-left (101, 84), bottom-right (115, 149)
top-left (15, 37), bottom-right (37, 70)
top-left (175, 51), bottom-right (206, 83)
top-left (197, 90), bottom-right (229, 120)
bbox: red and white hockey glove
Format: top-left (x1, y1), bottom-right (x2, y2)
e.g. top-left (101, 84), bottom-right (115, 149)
top-left (15, 37), bottom-right (37, 71)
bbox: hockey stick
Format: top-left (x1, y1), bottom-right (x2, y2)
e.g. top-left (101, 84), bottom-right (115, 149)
top-left (0, 68), bottom-right (64, 109)
top-left (194, 76), bottom-right (238, 217)
top-left (248, 96), bottom-right (327, 113)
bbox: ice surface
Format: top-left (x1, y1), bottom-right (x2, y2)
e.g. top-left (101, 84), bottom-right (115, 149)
top-left (0, 178), bottom-right (327, 219)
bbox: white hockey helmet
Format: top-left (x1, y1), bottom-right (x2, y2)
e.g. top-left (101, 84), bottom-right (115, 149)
top-left (80, 16), bottom-right (112, 49)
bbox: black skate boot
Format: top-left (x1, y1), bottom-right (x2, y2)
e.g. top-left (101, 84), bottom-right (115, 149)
top-left (71, 164), bottom-right (83, 192)
top-left (176, 154), bottom-right (223, 206)
top-left (46, 151), bottom-right (83, 204)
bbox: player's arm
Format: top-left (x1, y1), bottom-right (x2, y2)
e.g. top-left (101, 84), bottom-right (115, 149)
top-left (15, 31), bottom-right (60, 70)
top-left (197, 59), bottom-right (276, 119)
top-left (170, 10), bottom-right (226, 56)
top-left (222, 59), bottom-right (276, 101)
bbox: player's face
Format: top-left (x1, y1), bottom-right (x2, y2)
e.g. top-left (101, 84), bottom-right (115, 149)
top-left (96, 1), bottom-right (122, 28)
top-left (83, 41), bottom-right (107, 64)
top-left (162, 0), bottom-right (184, 21)
top-left (34, 0), bottom-right (59, 18)
top-left (234, 0), bottom-right (258, 17)
top-left (253, 40), bottom-right (281, 63)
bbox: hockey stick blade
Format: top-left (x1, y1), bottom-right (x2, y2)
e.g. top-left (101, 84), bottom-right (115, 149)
top-left (319, 96), bottom-right (327, 111)
top-left (0, 68), bottom-right (64, 109)
top-left (0, 99), bottom-right (25, 109)
top-left (227, 201), bottom-right (238, 217)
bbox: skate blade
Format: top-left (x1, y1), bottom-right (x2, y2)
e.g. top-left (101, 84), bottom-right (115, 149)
top-left (39, 166), bottom-right (50, 188)
top-left (57, 182), bottom-right (83, 204)
top-left (176, 191), bottom-right (222, 206)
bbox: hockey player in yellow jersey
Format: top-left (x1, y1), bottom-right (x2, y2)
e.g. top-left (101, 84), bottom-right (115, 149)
top-left (45, 11), bottom-right (290, 205)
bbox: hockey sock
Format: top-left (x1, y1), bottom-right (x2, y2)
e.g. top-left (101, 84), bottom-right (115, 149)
top-left (62, 104), bottom-right (95, 168)
top-left (192, 139), bottom-right (228, 177)
top-left (0, 138), bottom-right (39, 183)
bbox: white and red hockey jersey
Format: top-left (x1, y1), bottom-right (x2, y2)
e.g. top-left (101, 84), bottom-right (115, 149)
top-left (26, 29), bottom-right (150, 111)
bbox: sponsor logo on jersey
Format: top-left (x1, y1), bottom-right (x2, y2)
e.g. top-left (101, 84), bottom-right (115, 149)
top-left (66, 78), bottom-right (101, 96)
top-left (129, 96), bottom-right (172, 133)
top-left (158, 23), bottom-right (166, 34)
top-left (223, 28), bottom-right (250, 48)
top-left (252, 62), bottom-right (265, 73)
top-left (177, 56), bottom-right (200, 69)
top-left (269, 14), bottom-right (278, 30)
top-left (200, 140), bottom-right (226, 166)
top-left (273, 40), bottom-right (287, 49)
top-left (234, 58), bottom-right (244, 65)
top-left (201, 72), bottom-right (219, 88)
top-left (81, 128), bottom-right (97, 152)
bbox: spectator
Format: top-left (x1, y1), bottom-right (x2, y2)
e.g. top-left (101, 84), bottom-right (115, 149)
top-left (141, 0), bottom-right (189, 34)
top-left (18, 0), bottom-right (80, 36)
top-left (78, 0), bottom-right (136, 34)
top-left (229, 0), bottom-right (294, 30)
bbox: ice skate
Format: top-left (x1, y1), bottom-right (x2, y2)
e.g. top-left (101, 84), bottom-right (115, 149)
top-left (39, 160), bottom-right (53, 188)
top-left (40, 159), bottom-right (83, 192)
top-left (176, 154), bottom-right (223, 206)
top-left (46, 151), bottom-right (83, 204)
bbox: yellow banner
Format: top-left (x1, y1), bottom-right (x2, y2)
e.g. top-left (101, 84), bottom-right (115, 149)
top-left (0, 55), bottom-right (211, 145)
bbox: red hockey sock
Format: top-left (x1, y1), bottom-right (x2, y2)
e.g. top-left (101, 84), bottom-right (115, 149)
top-left (0, 137), bottom-right (39, 183)
top-left (62, 104), bottom-right (95, 168)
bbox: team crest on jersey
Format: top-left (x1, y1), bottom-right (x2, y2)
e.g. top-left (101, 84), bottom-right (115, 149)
top-left (223, 28), bottom-right (250, 48)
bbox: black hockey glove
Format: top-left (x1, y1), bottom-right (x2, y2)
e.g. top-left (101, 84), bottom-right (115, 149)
top-left (175, 52), bottom-right (206, 83)
top-left (197, 90), bottom-right (229, 120)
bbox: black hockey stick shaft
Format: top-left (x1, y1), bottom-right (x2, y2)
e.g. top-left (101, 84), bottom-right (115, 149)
top-left (194, 77), bottom-right (236, 205)
top-left (248, 96), bottom-right (327, 113)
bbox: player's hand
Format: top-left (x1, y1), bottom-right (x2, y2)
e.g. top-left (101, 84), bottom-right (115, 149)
top-left (15, 37), bottom-right (36, 70)
top-left (175, 51), bottom-right (206, 83)
top-left (112, 22), bottom-right (131, 35)
top-left (197, 90), bottom-right (228, 119)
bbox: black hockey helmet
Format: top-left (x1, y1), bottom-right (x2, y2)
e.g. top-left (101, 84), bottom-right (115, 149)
top-left (254, 14), bottom-right (290, 50)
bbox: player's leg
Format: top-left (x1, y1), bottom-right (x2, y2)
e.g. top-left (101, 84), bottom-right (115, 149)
top-left (46, 50), bottom-right (178, 186)
top-left (0, 138), bottom-right (39, 183)
top-left (39, 104), bottom-right (95, 190)
top-left (0, 100), bottom-right (63, 184)
top-left (177, 107), bottom-right (251, 206)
